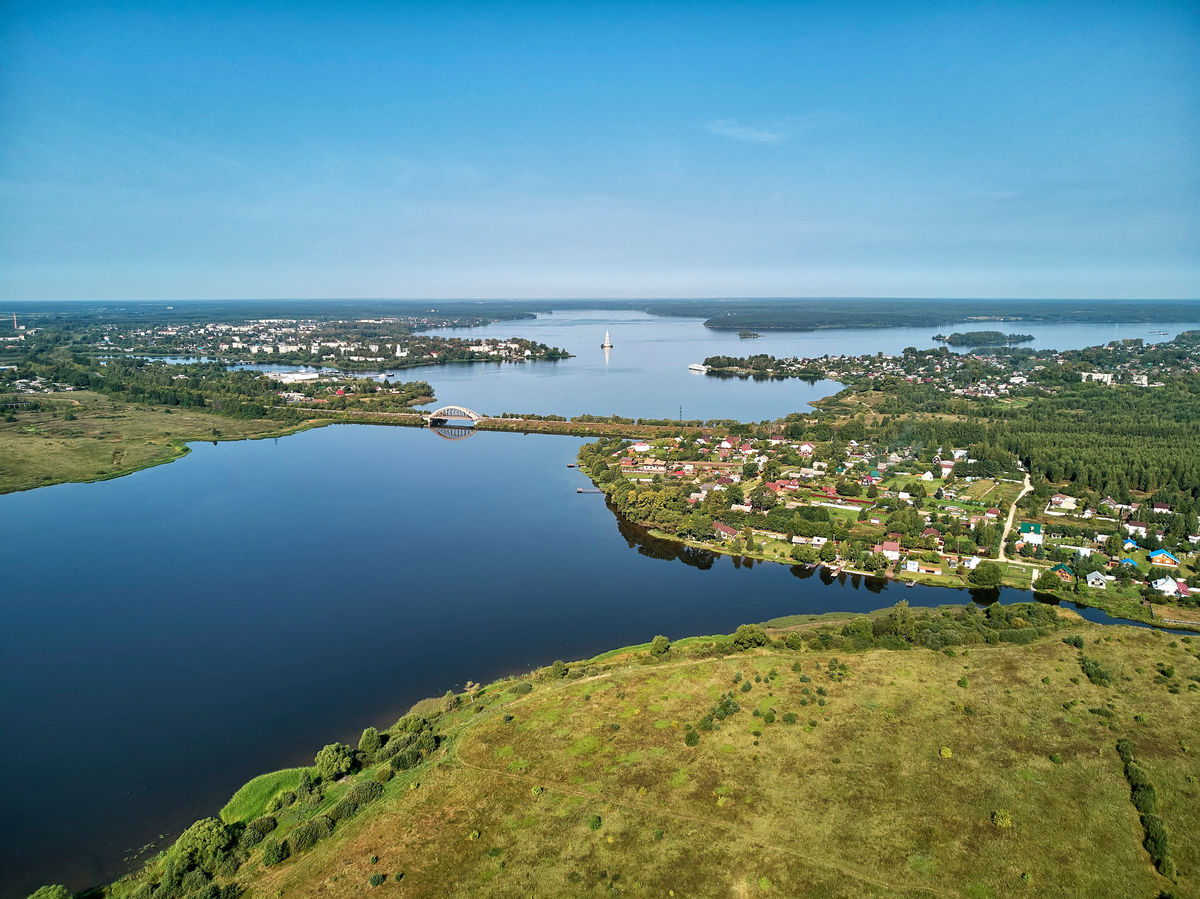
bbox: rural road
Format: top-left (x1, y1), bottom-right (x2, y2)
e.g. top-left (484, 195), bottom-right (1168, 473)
top-left (998, 471), bottom-right (1033, 562)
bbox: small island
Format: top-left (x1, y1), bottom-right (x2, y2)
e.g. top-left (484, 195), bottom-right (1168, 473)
top-left (933, 330), bottom-right (1035, 346)
top-left (737, 330), bottom-right (762, 339)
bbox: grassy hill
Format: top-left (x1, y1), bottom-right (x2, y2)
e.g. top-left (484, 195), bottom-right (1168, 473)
top-left (91, 603), bottom-right (1200, 899)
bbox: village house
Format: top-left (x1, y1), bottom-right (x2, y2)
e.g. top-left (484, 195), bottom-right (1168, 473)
top-left (1085, 571), bottom-right (1108, 589)
top-left (1148, 549), bottom-right (1180, 568)
top-left (1018, 522), bottom-right (1043, 546)
top-left (1050, 563), bottom-right (1075, 583)
top-left (873, 540), bottom-right (902, 562)
top-left (713, 522), bottom-right (738, 540)
top-left (1151, 576), bottom-right (1178, 596)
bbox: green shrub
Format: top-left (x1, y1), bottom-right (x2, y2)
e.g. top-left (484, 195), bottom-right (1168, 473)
top-left (1079, 657), bottom-right (1111, 687)
top-left (732, 624), bottom-right (768, 650)
top-left (27, 887), bottom-right (71, 899)
top-left (315, 743), bottom-right (356, 781)
top-left (1131, 784), bottom-right (1158, 815)
top-left (170, 817), bottom-right (232, 874)
top-left (551, 659), bottom-right (569, 678)
top-left (261, 838), bottom-right (288, 867)
top-left (508, 681), bottom-right (533, 695)
top-left (377, 765), bottom-right (394, 783)
top-left (359, 726), bottom-right (382, 757)
top-left (180, 870), bottom-right (210, 893)
top-left (991, 809), bottom-right (1013, 829)
top-left (740, 681), bottom-right (752, 693)
top-left (588, 814), bottom-right (603, 830)
top-left (1142, 814), bottom-right (1173, 873)
top-left (762, 710), bottom-right (776, 724)
top-left (650, 635), bottom-right (670, 656)
top-left (351, 780), bottom-right (384, 805)
top-left (289, 815), bottom-right (335, 852)
top-left (685, 730), bottom-right (700, 746)
top-left (248, 815), bottom-right (277, 836)
top-left (369, 873), bottom-right (385, 887)
top-left (782, 712), bottom-right (798, 724)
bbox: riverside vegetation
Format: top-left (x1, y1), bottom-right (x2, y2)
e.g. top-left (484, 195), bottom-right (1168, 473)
top-left (35, 601), bottom-right (1200, 898)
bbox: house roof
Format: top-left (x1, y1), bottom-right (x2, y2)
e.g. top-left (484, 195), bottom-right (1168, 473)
top-left (1149, 549), bottom-right (1180, 563)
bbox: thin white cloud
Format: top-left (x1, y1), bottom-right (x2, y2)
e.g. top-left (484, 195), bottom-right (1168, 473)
top-left (705, 119), bottom-right (781, 143)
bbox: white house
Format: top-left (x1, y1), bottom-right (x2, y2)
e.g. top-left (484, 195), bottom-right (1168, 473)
top-left (1085, 571), bottom-right (1108, 589)
top-left (1152, 577), bottom-right (1178, 596)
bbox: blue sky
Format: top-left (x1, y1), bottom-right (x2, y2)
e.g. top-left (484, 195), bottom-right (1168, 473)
top-left (1, 1), bottom-right (1197, 299)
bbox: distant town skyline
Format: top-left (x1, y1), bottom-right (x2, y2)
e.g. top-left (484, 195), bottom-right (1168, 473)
top-left (2, 1), bottom-right (1197, 300)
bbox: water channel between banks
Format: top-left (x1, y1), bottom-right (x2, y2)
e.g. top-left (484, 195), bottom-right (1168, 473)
top-left (0, 423), bottom-right (1170, 896)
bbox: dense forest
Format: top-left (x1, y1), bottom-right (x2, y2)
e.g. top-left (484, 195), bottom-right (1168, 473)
top-left (641, 298), bottom-right (1200, 331)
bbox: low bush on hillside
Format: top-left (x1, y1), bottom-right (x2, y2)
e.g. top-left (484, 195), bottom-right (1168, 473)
top-left (1080, 656), bottom-right (1112, 687)
top-left (817, 601), bottom-right (1065, 654)
top-left (1116, 738), bottom-right (1176, 878)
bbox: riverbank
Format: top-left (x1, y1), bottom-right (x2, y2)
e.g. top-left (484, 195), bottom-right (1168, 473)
top-left (0, 392), bottom-right (330, 495)
top-left (645, 524), bottom-right (1194, 631)
top-left (82, 604), bottom-right (1197, 898)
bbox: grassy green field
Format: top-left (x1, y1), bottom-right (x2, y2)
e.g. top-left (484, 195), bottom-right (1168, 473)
top-left (104, 608), bottom-right (1200, 899)
top-left (0, 392), bottom-right (321, 494)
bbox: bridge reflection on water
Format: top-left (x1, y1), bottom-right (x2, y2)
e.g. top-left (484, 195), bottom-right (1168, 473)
top-left (429, 424), bottom-right (477, 441)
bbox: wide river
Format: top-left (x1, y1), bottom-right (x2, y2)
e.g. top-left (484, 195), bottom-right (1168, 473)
top-left (250, 308), bottom-right (1198, 421)
top-left (4, 310), bottom-right (1199, 895)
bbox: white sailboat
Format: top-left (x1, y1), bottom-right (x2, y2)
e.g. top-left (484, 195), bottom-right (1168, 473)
top-left (601, 330), bottom-right (613, 348)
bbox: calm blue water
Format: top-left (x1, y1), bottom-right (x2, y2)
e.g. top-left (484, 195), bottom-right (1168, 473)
top-left (148, 309), bottom-right (1200, 421)
top-left (0, 424), bottom-right (1034, 895)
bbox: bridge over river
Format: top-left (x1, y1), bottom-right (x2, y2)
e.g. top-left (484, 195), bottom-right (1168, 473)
top-left (423, 405), bottom-right (483, 440)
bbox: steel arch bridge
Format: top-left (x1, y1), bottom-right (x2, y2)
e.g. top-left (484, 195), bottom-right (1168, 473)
top-left (423, 405), bottom-right (483, 428)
